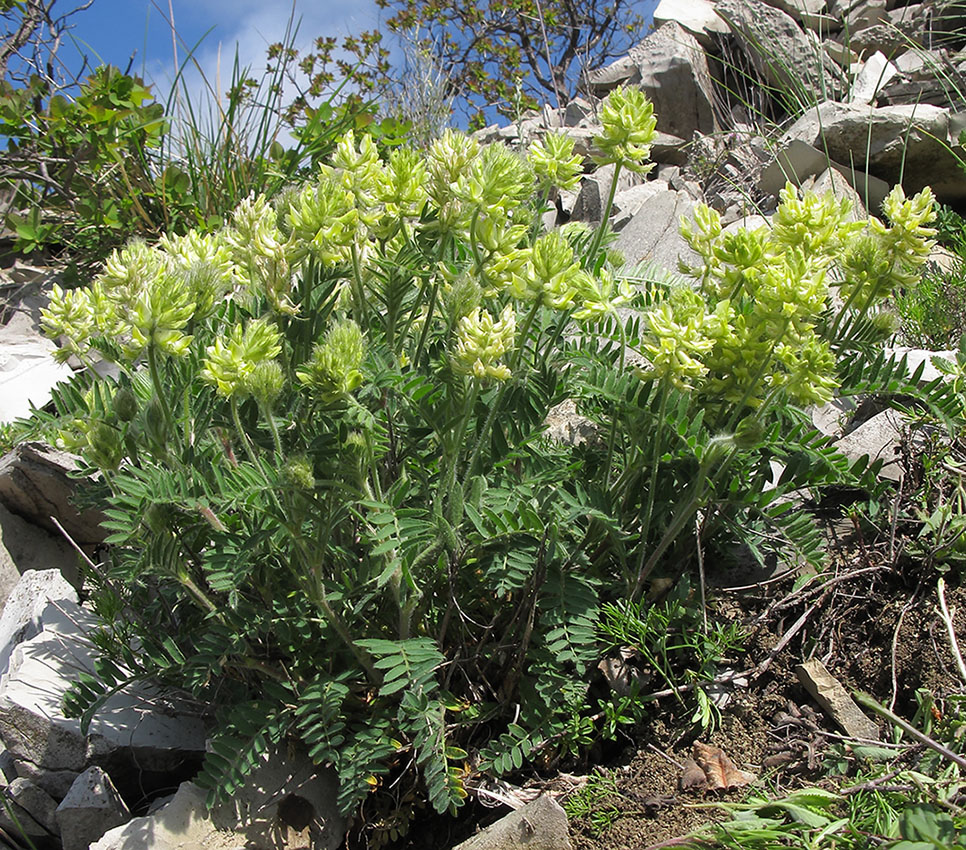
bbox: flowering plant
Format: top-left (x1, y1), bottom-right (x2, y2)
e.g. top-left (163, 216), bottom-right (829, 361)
top-left (36, 86), bottom-right (946, 831)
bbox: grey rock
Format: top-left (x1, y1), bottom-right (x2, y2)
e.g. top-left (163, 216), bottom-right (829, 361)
top-left (0, 505), bottom-right (79, 611)
top-left (7, 777), bottom-right (59, 836)
top-left (758, 139), bottom-right (890, 211)
top-left (846, 0), bottom-right (888, 31)
top-left (453, 796), bottom-right (571, 850)
top-left (545, 400), bottom-right (600, 447)
top-left (879, 49), bottom-right (966, 108)
top-left (652, 0), bottom-right (729, 47)
top-left (614, 188), bottom-right (700, 273)
top-left (612, 182), bottom-right (674, 230)
top-left (563, 98), bottom-right (595, 128)
top-left (763, 0), bottom-right (833, 29)
top-left (0, 600), bottom-right (207, 791)
top-left (585, 22), bottom-right (718, 141)
top-left (885, 346), bottom-right (959, 383)
top-left (722, 214), bottom-right (771, 235)
top-left (0, 330), bottom-right (74, 425)
top-left (782, 101), bottom-right (966, 203)
top-left (210, 744), bottom-right (345, 850)
top-left (810, 398), bottom-right (857, 438)
top-left (12, 757), bottom-right (80, 801)
top-left (56, 767), bottom-right (131, 850)
top-left (797, 659), bottom-right (880, 739)
top-left (0, 442), bottom-right (107, 546)
top-left (0, 568), bottom-right (77, 679)
top-left (825, 38), bottom-right (859, 67)
top-left (89, 782), bottom-right (218, 850)
top-left (0, 741), bottom-right (13, 782)
top-left (569, 164), bottom-right (644, 223)
top-left (850, 51), bottom-right (899, 103)
top-left (847, 23), bottom-right (920, 57)
top-left (803, 168), bottom-right (870, 219)
top-left (834, 409), bottom-right (904, 481)
top-left (927, 245), bottom-right (963, 275)
top-left (717, 0), bottom-right (846, 100)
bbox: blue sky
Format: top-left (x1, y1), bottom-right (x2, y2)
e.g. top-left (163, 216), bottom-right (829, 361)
top-left (61, 0), bottom-right (659, 122)
top-left (65, 0), bottom-right (383, 100)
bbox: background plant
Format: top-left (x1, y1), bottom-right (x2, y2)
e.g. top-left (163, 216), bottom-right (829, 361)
top-left (354, 0), bottom-right (647, 128)
top-left (31, 87), bottom-right (952, 832)
top-left (0, 2), bottom-right (401, 276)
top-left (893, 206), bottom-right (966, 349)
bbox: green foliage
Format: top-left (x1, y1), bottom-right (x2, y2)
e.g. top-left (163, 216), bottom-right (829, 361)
top-left (0, 66), bottom-right (167, 266)
top-left (31, 88), bottom-right (952, 822)
top-left (599, 577), bottom-right (745, 730)
top-left (0, 12), bottom-right (394, 275)
top-left (893, 805), bottom-right (966, 850)
top-left (894, 205), bottom-right (966, 349)
top-left (562, 771), bottom-right (622, 835)
top-left (367, 0), bottom-right (647, 127)
top-left (894, 263), bottom-right (966, 350)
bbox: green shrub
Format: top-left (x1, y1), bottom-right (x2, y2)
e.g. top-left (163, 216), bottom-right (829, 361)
top-left (893, 205), bottom-right (966, 349)
top-left (33, 86), bottom-right (949, 825)
top-left (0, 44), bottom-right (397, 276)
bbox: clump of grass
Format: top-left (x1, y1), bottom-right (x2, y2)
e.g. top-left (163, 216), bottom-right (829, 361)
top-left (894, 206), bottom-right (966, 349)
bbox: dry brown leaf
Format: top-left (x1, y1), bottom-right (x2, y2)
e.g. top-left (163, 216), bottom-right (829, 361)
top-left (692, 741), bottom-right (757, 790)
top-left (678, 757), bottom-right (707, 792)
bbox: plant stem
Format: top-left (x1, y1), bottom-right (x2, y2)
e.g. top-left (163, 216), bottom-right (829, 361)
top-left (413, 279), bottom-right (440, 368)
top-left (292, 536), bottom-right (381, 685)
top-left (147, 343), bottom-right (176, 439)
top-left (587, 161), bottom-right (623, 264)
top-left (441, 381), bottom-right (479, 523)
top-left (603, 318), bottom-right (628, 487)
top-left (350, 243), bottom-right (368, 327)
top-left (262, 405), bottom-right (284, 457)
top-left (632, 378), bottom-right (669, 592)
top-left (937, 577), bottom-right (966, 685)
top-left (854, 691), bottom-right (966, 771)
top-left (230, 396), bottom-right (260, 466)
top-left (463, 300), bottom-right (541, 482)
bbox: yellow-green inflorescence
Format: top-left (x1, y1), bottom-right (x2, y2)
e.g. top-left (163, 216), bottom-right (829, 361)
top-left (41, 84), bottom-right (937, 444)
top-left (663, 181), bottom-right (937, 411)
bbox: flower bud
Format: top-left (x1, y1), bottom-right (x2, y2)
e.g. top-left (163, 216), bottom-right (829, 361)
top-left (245, 361), bottom-right (285, 410)
top-left (593, 86), bottom-right (657, 174)
top-left (529, 132), bottom-right (583, 192)
top-left (114, 388), bottom-right (138, 422)
top-left (281, 456), bottom-right (315, 491)
top-left (732, 415), bottom-right (764, 449)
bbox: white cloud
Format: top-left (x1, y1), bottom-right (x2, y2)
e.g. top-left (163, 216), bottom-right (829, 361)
top-left (144, 0), bottom-right (383, 114)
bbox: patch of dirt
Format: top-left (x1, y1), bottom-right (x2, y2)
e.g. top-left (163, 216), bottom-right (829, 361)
top-left (386, 513), bottom-right (966, 850)
top-left (562, 548), bottom-right (966, 850)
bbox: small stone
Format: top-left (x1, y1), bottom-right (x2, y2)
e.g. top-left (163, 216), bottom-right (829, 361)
top-left (6, 777), bottom-right (59, 836)
top-left (796, 659), bottom-right (880, 740)
top-left (453, 795), bottom-right (571, 850)
top-left (56, 766), bottom-right (131, 850)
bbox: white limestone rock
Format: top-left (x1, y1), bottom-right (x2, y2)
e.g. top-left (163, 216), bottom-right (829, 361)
top-left (0, 442), bottom-right (107, 546)
top-left (0, 600), bottom-right (207, 788)
top-left (652, 0), bottom-right (729, 47)
top-left (850, 51), bottom-right (899, 104)
top-left (783, 101), bottom-right (965, 203)
top-left (614, 188), bottom-right (701, 273)
top-left (56, 766), bottom-right (131, 850)
top-left (89, 782), bottom-right (220, 850)
top-left (452, 796), bottom-right (571, 850)
top-left (0, 568), bottom-right (77, 678)
top-left (834, 409), bottom-right (905, 481)
top-left (210, 744), bottom-right (344, 850)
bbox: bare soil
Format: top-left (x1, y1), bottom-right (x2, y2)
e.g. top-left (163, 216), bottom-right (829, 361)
top-left (560, 529), bottom-right (966, 850)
